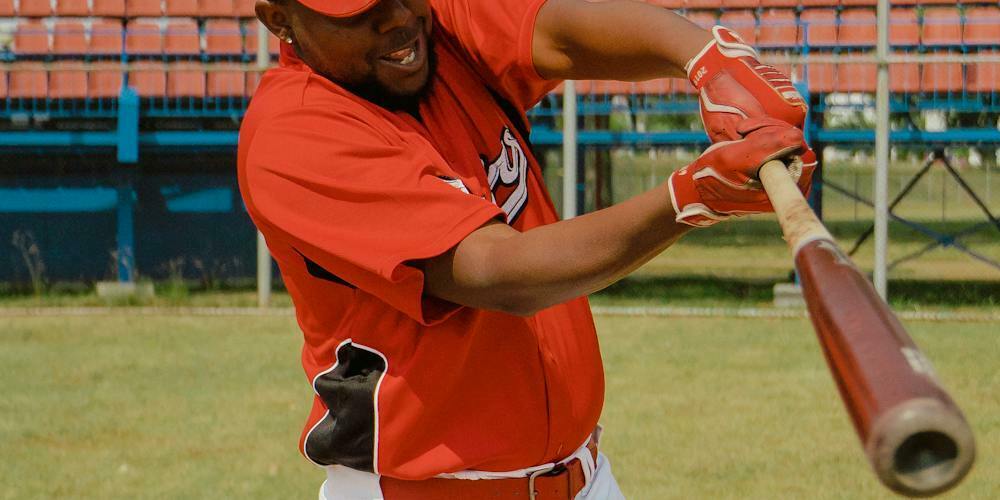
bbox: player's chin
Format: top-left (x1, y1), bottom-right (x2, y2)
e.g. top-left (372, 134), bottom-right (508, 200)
top-left (377, 64), bottom-right (431, 98)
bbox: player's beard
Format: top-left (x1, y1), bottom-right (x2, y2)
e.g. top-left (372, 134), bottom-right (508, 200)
top-left (346, 38), bottom-right (438, 115)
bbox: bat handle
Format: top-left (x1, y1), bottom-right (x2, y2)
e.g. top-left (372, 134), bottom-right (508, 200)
top-left (758, 159), bottom-right (834, 254)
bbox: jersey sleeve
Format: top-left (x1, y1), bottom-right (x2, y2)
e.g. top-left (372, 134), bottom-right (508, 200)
top-left (431, 0), bottom-right (559, 110)
top-left (243, 105), bottom-right (504, 325)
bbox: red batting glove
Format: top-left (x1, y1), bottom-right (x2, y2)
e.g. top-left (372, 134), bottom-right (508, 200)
top-left (668, 118), bottom-right (813, 227)
top-left (686, 26), bottom-right (808, 142)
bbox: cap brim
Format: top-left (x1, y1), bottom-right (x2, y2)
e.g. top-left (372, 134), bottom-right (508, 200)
top-left (296, 0), bottom-right (379, 18)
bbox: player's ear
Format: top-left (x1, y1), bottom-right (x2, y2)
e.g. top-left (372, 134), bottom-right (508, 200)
top-left (256, 0), bottom-right (294, 44)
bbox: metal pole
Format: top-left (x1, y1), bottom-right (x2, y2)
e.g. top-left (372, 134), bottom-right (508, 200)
top-left (257, 21), bottom-right (272, 307)
top-left (873, 0), bottom-right (890, 299)
top-left (562, 80), bottom-right (578, 219)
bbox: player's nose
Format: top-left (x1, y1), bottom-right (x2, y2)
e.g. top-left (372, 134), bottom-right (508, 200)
top-left (372, 0), bottom-right (417, 35)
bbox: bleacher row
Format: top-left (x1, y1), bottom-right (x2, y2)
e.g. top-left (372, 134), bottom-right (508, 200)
top-left (0, 0), bottom-right (999, 107)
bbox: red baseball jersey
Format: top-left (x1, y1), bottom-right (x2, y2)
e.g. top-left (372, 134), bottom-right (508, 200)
top-left (237, 0), bottom-right (604, 480)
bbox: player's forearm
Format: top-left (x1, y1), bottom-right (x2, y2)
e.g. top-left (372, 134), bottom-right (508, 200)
top-left (532, 0), bottom-right (712, 81)
top-left (422, 184), bottom-right (690, 316)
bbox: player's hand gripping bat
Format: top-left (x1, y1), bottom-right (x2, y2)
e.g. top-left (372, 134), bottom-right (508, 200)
top-left (758, 160), bottom-right (976, 497)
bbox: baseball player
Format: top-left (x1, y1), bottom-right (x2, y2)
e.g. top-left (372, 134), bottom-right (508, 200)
top-left (237, 0), bottom-right (815, 498)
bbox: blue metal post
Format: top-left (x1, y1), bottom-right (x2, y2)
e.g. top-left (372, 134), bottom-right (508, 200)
top-left (116, 182), bottom-right (136, 282)
top-left (117, 86), bottom-right (139, 164)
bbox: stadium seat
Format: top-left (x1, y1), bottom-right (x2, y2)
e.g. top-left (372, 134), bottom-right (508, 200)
top-left (839, 9), bottom-right (876, 47)
top-left (19, 0), bottom-right (53, 16)
top-left (800, 9), bottom-right (838, 47)
top-left (645, 0), bottom-right (684, 8)
top-left (207, 64), bottom-right (245, 96)
top-left (13, 20), bottom-right (50, 56)
top-left (167, 63), bottom-right (206, 97)
top-left (234, 0), bottom-right (254, 17)
top-left (164, 19), bottom-right (201, 56)
top-left (840, 0), bottom-right (875, 5)
top-left (243, 23), bottom-right (280, 58)
top-left (800, 0), bottom-right (839, 6)
top-left (50, 62), bottom-right (89, 99)
top-left (758, 0), bottom-right (796, 7)
top-left (889, 8), bottom-right (918, 47)
top-left (0, 0), bottom-right (13, 16)
top-left (90, 19), bottom-right (125, 56)
top-left (88, 63), bottom-right (124, 98)
top-left (165, 0), bottom-right (199, 16)
top-left (921, 7), bottom-right (962, 47)
top-left (245, 70), bottom-right (260, 96)
top-left (92, 0), bottom-right (126, 16)
top-left (889, 60), bottom-right (919, 93)
top-left (963, 7), bottom-right (1000, 47)
top-left (8, 64), bottom-right (48, 98)
top-left (890, 0), bottom-right (916, 5)
top-left (685, 0), bottom-right (723, 10)
top-left (968, 59), bottom-right (1000, 93)
top-left (918, 0), bottom-right (957, 5)
top-left (806, 63), bottom-right (836, 93)
top-left (722, 0), bottom-right (758, 8)
top-left (836, 61), bottom-right (876, 92)
top-left (205, 19), bottom-right (243, 56)
top-left (128, 61), bottom-right (166, 96)
top-left (719, 10), bottom-right (757, 45)
top-left (757, 9), bottom-right (798, 48)
top-left (200, 0), bottom-right (234, 16)
top-left (55, 0), bottom-right (91, 16)
top-left (53, 21), bottom-right (87, 56)
top-left (126, 0), bottom-right (163, 17)
top-left (920, 62), bottom-right (963, 93)
top-left (0, 70), bottom-right (7, 98)
top-left (125, 20), bottom-right (164, 56)
top-left (685, 11), bottom-right (718, 30)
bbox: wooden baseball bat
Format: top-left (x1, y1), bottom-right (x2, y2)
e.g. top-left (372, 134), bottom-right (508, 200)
top-left (757, 160), bottom-right (976, 497)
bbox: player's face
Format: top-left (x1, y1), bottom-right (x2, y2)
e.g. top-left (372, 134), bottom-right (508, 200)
top-left (262, 0), bottom-right (433, 102)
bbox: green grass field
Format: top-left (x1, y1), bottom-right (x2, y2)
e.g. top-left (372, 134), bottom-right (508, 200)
top-left (1, 312), bottom-right (996, 499)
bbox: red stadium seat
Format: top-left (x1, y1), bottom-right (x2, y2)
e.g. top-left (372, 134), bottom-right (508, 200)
top-left (90, 19), bottom-right (125, 56)
top-left (685, 0), bottom-right (723, 10)
top-left (126, 0), bottom-right (163, 16)
top-left (919, 0), bottom-right (956, 5)
top-left (839, 9), bottom-right (876, 47)
top-left (164, 19), bottom-right (201, 55)
top-left (671, 77), bottom-right (697, 95)
top-left (92, 0), bottom-right (126, 16)
top-left (889, 8), bottom-right (918, 47)
top-left (758, 0), bottom-right (796, 7)
top-left (890, 0), bottom-right (916, 5)
top-left (14, 20), bottom-right (50, 56)
top-left (199, 0), bottom-right (234, 16)
top-left (889, 60), bottom-right (919, 93)
top-left (758, 9), bottom-right (798, 48)
top-left (840, 0), bottom-right (875, 5)
top-left (56, 0), bottom-right (90, 16)
top-left (8, 64), bottom-right (48, 98)
top-left (234, 0), bottom-right (254, 17)
top-left (685, 11), bottom-right (718, 30)
top-left (800, 9), bottom-right (838, 47)
top-left (165, 0), bottom-right (199, 16)
top-left (243, 22), bottom-right (280, 58)
top-left (722, 0), bottom-right (758, 8)
top-left (125, 20), bottom-right (164, 56)
top-left (205, 19), bottom-right (243, 56)
top-left (963, 7), bottom-right (1000, 47)
top-left (207, 64), bottom-right (245, 96)
top-left (806, 63), bottom-right (836, 93)
top-left (836, 61), bottom-right (876, 92)
top-left (801, 0), bottom-right (839, 6)
top-left (167, 63), bottom-right (206, 97)
top-left (968, 59), bottom-right (1000, 93)
top-left (128, 61), bottom-right (166, 96)
top-left (920, 62), bottom-right (963, 93)
top-left (635, 78), bottom-right (672, 95)
top-left (19, 0), bottom-right (53, 16)
top-left (921, 7), bottom-right (962, 46)
top-left (0, 0), bottom-right (13, 16)
top-left (245, 70), bottom-right (261, 96)
top-left (53, 21), bottom-right (87, 55)
top-left (644, 0), bottom-right (684, 8)
top-left (50, 62), bottom-right (89, 99)
top-left (89, 63), bottom-right (124, 97)
top-left (0, 70), bottom-right (7, 98)
top-left (719, 10), bottom-right (757, 45)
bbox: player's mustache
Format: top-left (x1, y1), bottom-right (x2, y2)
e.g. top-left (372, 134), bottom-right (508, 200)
top-left (379, 26), bottom-right (421, 55)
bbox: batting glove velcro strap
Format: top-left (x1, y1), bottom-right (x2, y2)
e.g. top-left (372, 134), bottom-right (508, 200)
top-left (668, 117), bottom-right (809, 227)
top-left (686, 26), bottom-right (807, 143)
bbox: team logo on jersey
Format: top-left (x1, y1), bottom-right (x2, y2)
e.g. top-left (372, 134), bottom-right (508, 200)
top-left (482, 127), bottom-right (528, 223)
top-left (436, 175), bottom-right (471, 194)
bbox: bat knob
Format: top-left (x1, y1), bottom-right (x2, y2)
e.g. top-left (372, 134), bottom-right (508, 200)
top-left (868, 398), bottom-right (976, 497)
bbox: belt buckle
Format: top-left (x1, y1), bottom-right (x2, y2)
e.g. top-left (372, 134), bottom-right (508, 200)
top-left (527, 463), bottom-right (562, 500)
